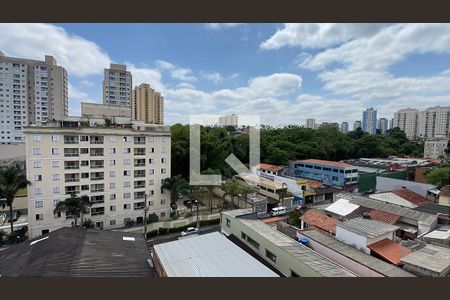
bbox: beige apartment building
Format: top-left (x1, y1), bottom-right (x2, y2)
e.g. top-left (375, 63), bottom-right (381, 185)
top-left (103, 63), bottom-right (132, 107)
top-left (81, 102), bottom-right (132, 118)
top-left (133, 83), bottom-right (164, 125)
top-left (0, 52), bottom-right (68, 143)
top-left (24, 118), bottom-right (171, 238)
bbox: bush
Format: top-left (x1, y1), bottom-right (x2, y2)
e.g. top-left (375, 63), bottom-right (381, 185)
top-left (125, 219), bottom-right (136, 228)
top-left (146, 213), bottom-right (159, 224)
top-left (146, 230), bottom-right (158, 239)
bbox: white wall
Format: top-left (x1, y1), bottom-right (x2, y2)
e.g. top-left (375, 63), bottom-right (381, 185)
top-left (336, 227), bottom-right (370, 254)
top-left (369, 193), bottom-right (418, 209)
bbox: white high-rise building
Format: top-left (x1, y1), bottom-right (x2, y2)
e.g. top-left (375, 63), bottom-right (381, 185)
top-left (0, 53), bottom-right (68, 144)
top-left (353, 120), bottom-right (362, 131)
top-left (340, 122), bottom-right (349, 134)
top-left (305, 118), bottom-right (316, 129)
top-left (424, 137), bottom-right (449, 159)
top-left (393, 108), bottom-right (420, 140)
top-left (103, 63), bottom-right (132, 107)
top-left (24, 118), bottom-right (171, 238)
top-left (362, 108), bottom-right (377, 134)
top-left (377, 118), bottom-right (389, 134)
top-left (417, 106), bottom-right (450, 139)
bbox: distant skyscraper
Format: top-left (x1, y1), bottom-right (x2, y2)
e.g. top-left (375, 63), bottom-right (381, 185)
top-left (305, 118), bottom-right (316, 129)
top-left (103, 63), bottom-right (132, 106)
top-left (133, 83), bottom-right (164, 125)
top-left (389, 118), bottom-right (394, 130)
top-left (0, 53), bottom-right (68, 143)
top-left (377, 118), bottom-right (389, 134)
top-left (417, 106), bottom-right (450, 139)
top-left (362, 108), bottom-right (377, 134)
top-left (353, 120), bottom-right (362, 131)
top-left (340, 122), bottom-right (349, 134)
top-left (393, 108), bottom-right (420, 140)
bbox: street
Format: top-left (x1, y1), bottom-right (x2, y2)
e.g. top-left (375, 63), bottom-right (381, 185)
top-left (146, 223), bottom-right (220, 246)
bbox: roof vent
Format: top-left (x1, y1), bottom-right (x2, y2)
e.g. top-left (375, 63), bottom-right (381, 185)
top-left (362, 212), bottom-right (371, 219)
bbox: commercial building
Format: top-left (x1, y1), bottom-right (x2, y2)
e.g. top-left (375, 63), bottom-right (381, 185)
top-left (0, 228), bottom-right (153, 277)
top-left (0, 53), bottom-right (68, 143)
top-left (221, 209), bottom-right (357, 277)
top-left (393, 108), bottom-right (420, 140)
top-left (424, 137), bottom-right (449, 159)
top-left (305, 118), bottom-right (316, 129)
top-left (362, 108), bottom-right (377, 134)
top-left (102, 63), bottom-right (132, 106)
top-left (353, 120), bottom-right (362, 131)
top-left (400, 244), bottom-right (450, 277)
top-left (287, 159), bottom-right (359, 192)
top-left (23, 118), bottom-right (171, 238)
top-left (218, 114), bottom-right (238, 127)
top-left (81, 102), bottom-right (132, 118)
top-left (153, 232), bottom-right (279, 277)
top-left (132, 83), bottom-right (164, 125)
top-left (377, 118), bottom-right (389, 134)
top-left (340, 121), bottom-right (349, 134)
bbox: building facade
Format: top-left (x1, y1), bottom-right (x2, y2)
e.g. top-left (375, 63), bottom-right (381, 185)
top-left (393, 108), bottom-right (419, 140)
top-left (132, 83), bottom-right (164, 125)
top-left (288, 159), bottom-right (359, 192)
top-left (353, 120), bottom-right (362, 131)
top-left (340, 122), bottom-right (349, 134)
top-left (362, 108), bottom-right (377, 134)
top-left (305, 118), bottom-right (316, 129)
top-left (81, 102), bottom-right (132, 118)
top-left (24, 118), bottom-right (171, 238)
top-left (418, 106), bottom-right (450, 139)
top-left (102, 63), bottom-right (132, 107)
top-left (0, 53), bottom-right (68, 143)
top-left (377, 118), bottom-right (389, 134)
top-left (424, 137), bottom-right (449, 159)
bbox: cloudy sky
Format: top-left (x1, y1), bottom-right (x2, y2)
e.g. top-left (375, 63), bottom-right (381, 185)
top-left (1, 23), bottom-right (450, 126)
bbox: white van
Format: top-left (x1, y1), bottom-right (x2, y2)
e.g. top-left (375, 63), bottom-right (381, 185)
top-left (270, 206), bottom-right (287, 216)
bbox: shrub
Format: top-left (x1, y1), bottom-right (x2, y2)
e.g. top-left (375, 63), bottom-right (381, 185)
top-left (146, 230), bottom-right (158, 239)
top-left (146, 213), bottom-right (159, 224)
top-left (125, 219), bottom-right (136, 228)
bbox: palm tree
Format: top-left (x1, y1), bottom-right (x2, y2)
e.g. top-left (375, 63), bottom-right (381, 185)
top-left (0, 166), bottom-right (31, 233)
top-left (53, 193), bottom-right (92, 227)
top-left (222, 180), bottom-right (241, 208)
top-left (161, 175), bottom-right (189, 217)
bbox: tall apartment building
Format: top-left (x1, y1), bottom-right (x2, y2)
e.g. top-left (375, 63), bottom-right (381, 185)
top-left (353, 120), bottom-right (362, 131)
top-left (132, 83), bottom-right (164, 125)
top-left (305, 118), bottom-right (316, 129)
top-left (340, 121), bottom-right (349, 134)
top-left (423, 137), bottom-right (449, 159)
top-left (377, 118), bottom-right (389, 134)
top-left (103, 63), bottom-right (132, 107)
top-left (24, 118), bottom-right (171, 238)
top-left (218, 114), bottom-right (238, 127)
top-left (389, 118), bottom-right (394, 130)
top-left (393, 108), bottom-right (419, 140)
top-left (362, 108), bottom-right (377, 134)
top-left (0, 53), bottom-right (68, 143)
top-left (417, 106), bottom-right (450, 139)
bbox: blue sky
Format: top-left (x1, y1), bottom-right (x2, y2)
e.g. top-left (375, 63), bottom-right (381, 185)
top-left (1, 23), bottom-right (450, 126)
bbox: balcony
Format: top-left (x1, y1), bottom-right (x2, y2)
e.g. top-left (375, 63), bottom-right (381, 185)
top-left (90, 195), bottom-right (105, 204)
top-left (64, 136), bottom-right (79, 144)
top-left (65, 186), bottom-right (80, 195)
top-left (134, 191), bottom-right (146, 199)
top-left (134, 148), bottom-right (146, 156)
top-left (134, 202), bottom-right (146, 210)
top-left (134, 159), bottom-right (146, 167)
top-left (90, 148), bottom-right (104, 157)
top-left (134, 137), bottom-right (146, 145)
top-left (90, 136), bottom-right (104, 144)
top-left (65, 174), bottom-right (80, 183)
top-left (134, 181), bottom-right (146, 189)
top-left (64, 161), bottom-right (79, 170)
top-left (91, 207), bottom-right (105, 216)
top-left (90, 160), bottom-right (104, 169)
top-left (134, 170), bottom-right (146, 178)
top-left (64, 148), bottom-right (79, 157)
top-left (90, 184), bottom-right (105, 193)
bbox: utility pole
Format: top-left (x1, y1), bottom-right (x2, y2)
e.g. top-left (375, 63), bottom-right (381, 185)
top-left (196, 199), bottom-right (199, 228)
top-left (144, 194), bottom-right (149, 239)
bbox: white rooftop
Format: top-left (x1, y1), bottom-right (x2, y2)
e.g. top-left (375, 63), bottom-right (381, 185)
top-left (153, 232), bottom-right (279, 277)
top-left (424, 227), bottom-right (450, 240)
top-left (325, 198), bottom-right (360, 217)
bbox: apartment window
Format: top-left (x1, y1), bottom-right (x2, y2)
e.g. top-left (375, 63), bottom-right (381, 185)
top-left (332, 176), bottom-right (338, 181)
top-left (123, 158), bottom-right (131, 165)
top-left (123, 181), bottom-right (131, 188)
top-left (123, 192), bottom-right (131, 199)
top-left (52, 186), bottom-right (60, 194)
top-left (109, 147), bottom-right (116, 154)
top-left (32, 147), bottom-right (42, 155)
top-left (148, 158), bottom-right (154, 164)
top-left (149, 169), bottom-right (154, 175)
top-left (226, 218), bottom-right (231, 228)
top-left (160, 212), bottom-right (166, 218)
top-left (109, 159), bottom-right (116, 166)
top-left (33, 174), bottom-right (42, 181)
top-left (123, 204), bottom-right (131, 209)
top-left (81, 185), bottom-right (89, 191)
top-left (51, 148), bottom-right (59, 155)
top-left (150, 147), bottom-right (154, 153)
top-left (53, 199), bottom-right (60, 207)
top-left (265, 249), bottom-right (277, 263)
top-left (123, 147), bottom-right (131, 154)
top-left (110, 182), bottom-right (116, 189)
top-left (35, 200), bottom-right (43, 208)
top-left (51, 134), bottom-right (60, 142)
top-left (162, 147), bottom-right (167, 153)
top-left (110, 220), bottom-right (116, 226)
top-left (36, 213), bottom-right (44, 221)
top-left (161, 158), bottom-right (167, 163)
top-left (149, 180), bottom-right (154, 186)
top-left (110, 194), bottom-right (116, 200)
top-left (80, 148), bottom-right (89, 154)
top-left (161, 199), bottom-right (166, 205)
top-left (80, 135), bottom-right (88, 142)
top-left (52, 174), bottom-right (60, 181)
top-left (148, 137), bottom-right (154, 142)
top-left (32, 135), bottom-right (41, 142)
top-left (123, 170), bottom-right (131, 176)
top-left (109, 136), bottom-right (116, 142)
top-left (34, 187), bottom-right (43, 195)
top-left (110, 205), bottom-right (116, 211)
top-left (51, 161), bottom-right (60, 168)
top-left (148, 200), bottom-right (154, 206)
top-left (110, 171), bottom-right (116, 177)
top-left (161, 168), bottom-right (166, 174)
top-left (81, 160), bottom-right (89, 167)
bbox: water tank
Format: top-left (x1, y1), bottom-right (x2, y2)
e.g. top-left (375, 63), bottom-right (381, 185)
top-left (299, 237), bottom-right (309, 245)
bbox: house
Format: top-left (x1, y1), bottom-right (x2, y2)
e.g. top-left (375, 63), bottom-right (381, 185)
top-left (369, 188), bottom-right (429, 209)
top-left (335, 217), bottom-right (399, 254)
top-left (288, 159), bottom-right (359, 192)
top-left (255, 163), bottom-right (285, 177)
top-left (439, 186), bottom-right (450, 207)
top-left (299, 209), bottom-right (340, 235)
top-left (376, 176), bottom-right (437, 198)
top-left (400, 244), bottom-right (450, 277)
top-left (367, 238), bottom-right (412, 265)
top-left (423, 226), bottom-right (450, 248)
top-left (324, 198), bottom-right (360, 219)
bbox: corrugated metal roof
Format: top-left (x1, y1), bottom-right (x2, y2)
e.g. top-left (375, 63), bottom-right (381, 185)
top-left (337, 218), bottom-right (399, 238)
top-left (153, 232), bottom-right (279, 277)
top-left (401, 244), bottom-right (450, 273)
top-left (300, 230), bottom-right (415, 277)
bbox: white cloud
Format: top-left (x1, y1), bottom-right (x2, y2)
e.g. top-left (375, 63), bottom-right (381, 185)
top-left (247, 73), bottom-right (302, 97)
top-left (205, 23), bottom-right (244, 30)
top-left (0, 23), bottom-right (110, 77)
top-left (79, 80), bottom-right (95, 88)
top-left (170, 67), bottom-right (197, 82)
top-left (230, 73), bottom-right (239, 79)
top-left (176, 82), bottom-right (196, 89)
top-left (203, 72), bottom-right (223, 84)
top-left (126, 63), bottom-right (165, 92)
top-left (155, 60), bottom-right (175, 70)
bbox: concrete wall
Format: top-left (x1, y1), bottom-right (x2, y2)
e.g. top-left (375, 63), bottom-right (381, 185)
top-left (336, 227), bottom-right (370, 253)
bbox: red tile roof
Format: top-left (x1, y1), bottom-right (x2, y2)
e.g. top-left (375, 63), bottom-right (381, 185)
top-left (261, 216), bottom-right (288, 223)
top-left (305, 179), bottom-right (324, 189)
top-left (440, 186), bottom-right (450, 197)
top-left (368, 210), bottom-right (400, 224)
top-left (392, 189), bottom-right (428, 206)
top-left (368, 238), bottom-right (412, 265)
top-left (300, 210), bottom-right (340, 234)
top-left (257, 163), bottom-right (284, 173)
top-left (300, 159), bottom-right (354, 168)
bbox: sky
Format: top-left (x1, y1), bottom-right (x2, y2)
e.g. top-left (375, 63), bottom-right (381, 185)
top-left (1, 23), bottom-right (450, 126)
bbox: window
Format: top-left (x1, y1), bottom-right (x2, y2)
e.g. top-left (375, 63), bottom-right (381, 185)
top-left (109, 147), bottom-right (116, 154)
top-left (110, 220), bottom-right (116, 226)
top-left (148, 200), bottom-right (154, 206)
top-left (161, 199), bottom-right (166, 205)
top-left (110, 205), bottom-right (116, 211)
top-left (80, 135), bottom-right (88, 142)
top-left (51, 160), bottom-right (60, 168)
top-left (52, 186), bottom-right (60, 194)
top-left (123, 158), bottom-right (131, 165)
top-left (265, 249), bottom-right (277, 263)
top-left (81, 185), bottom-right (89, 191)
top-left (110, 182), bottom-right (116, 189)
top-left (123, 204), bottom-right (131, 209)
top-left (148, 158), bottom-right (154, 164)
top-left (109, 136), bottom-right (116, 142)
top-left (110, 194), bottom-right (116, 200)
top-left (123, 192), bottom-right (131, 199)
top-left (226, 218), bottom-right (231, 228)
top-left (123, 136), bottom-right (131, 142)
top-left (241, 232), bottom-right (247, 239)
top-left (32, 147), bottom-right (42, 155)
top-left (123, 181), bottom-right (131, 188)
top-left (161, 168), bottom-right (166, 174)
top-left (160, 212), bottom-right (166, 218)
top-left (246, 235), bottom-right (260, 250)
top-left (123, 170), bottom-right (131, 176)
top-left (52, 174), bottom-right (60, 181)
top-left (36, 213), bottom-right (44, 221)
top-left (53, 199), bottom-right (60, 207)
top-left (80, 148), bottom-right (88, 154)
top-left (123, 147), bottom-right (131, 154)
top-left (32, 135), bottom-right (41, 142)
top-left (149, 169), bottom-right (154, 175)
top-left (34, 161), bottom-right (42, 168)
top-left (33, 174), bottom-right (42, 181)
top-left (35, 200), bottom-right (43, 208)
top-left (109, 159), bottom-right (116, 166)
top-left (110, 171), bottom-right (116, 177)
top-left (52, 134), bottom-right (60, 141)
top-left (332, 176), bottom-right (338, 181)
top-left (51, 148), bottom-right (59, 155)
top-left (149, 180), bottom-right (154, 186)
top-left (161, 158), bottom-right (167, 163)
top-left (34, 187), bottom-right (43, 195)
top-left (81, 160), bottom-right (89, 166)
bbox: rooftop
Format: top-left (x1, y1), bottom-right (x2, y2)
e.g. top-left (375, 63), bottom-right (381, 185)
top-left (153, 232), bottom-right (279, 277)
top-left (0, 228), bottom-right (152, 277)
top-left (368, 210), bottom-right (400, 224)
top-left (257, 163), bottom-right (284, 173)
top-left (367, 238), bottom-right (412, 265)
top-left (299, 159), bottom-right (354, 168)
top-left (413, 203), bottom-right (450, 216)
top-left (392, 189), bottom-right (429, 206)
top-left (300, 210), bottom-right (339, 234)
top-left (325, 198), bottom-right (360, 217)
top-left (400, 244), bottom-right (450, 273)
top-left (300, 230), bottom-right (414, 277)
top-left (423, 226), bottom-right (450, 241)
top-left (337, 218), bottom-right (399, 238)
top-left (440, 186), bottom-right (450, 197)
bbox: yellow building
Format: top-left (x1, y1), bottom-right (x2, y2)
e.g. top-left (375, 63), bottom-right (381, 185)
top-left (132, 83), bottom-right (164, 125)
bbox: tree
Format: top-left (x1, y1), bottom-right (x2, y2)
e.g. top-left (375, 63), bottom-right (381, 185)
top-left (161, 175), bottom-right (189, 216)
top-left (53, 193), bottom-right (92, 228)
top-left (81, 219), bottom-right (95, 228)
top-left (237, 183), bottom-right (255, 210)
top-left (202, 168), bottom-right (221, 212)
top-left (0, 166), bottom-right (31, 233)
top-left (426, 166), bottom-right (450, 186)
top-left (222, 180), bottom-right (241, 207)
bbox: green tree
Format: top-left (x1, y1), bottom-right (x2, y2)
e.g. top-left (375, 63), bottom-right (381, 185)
top-left (237, 183), bottom-right (255, 209)
top-left (53, 193), bottom-right (92, 227)
top-left (0, 166), bottom-right (31, 233)
top-left (161, 175), bottom-right (189, 215)
top-left (222, 180), bottom-right (242, 207)
top-left (426, 166), bottom-right (450, 186)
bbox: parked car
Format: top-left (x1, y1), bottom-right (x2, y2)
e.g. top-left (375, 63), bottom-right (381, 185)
top-left (270, 206), bottom-right (287, 216)
top-left (181, 227), bottom-right (199, 237)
